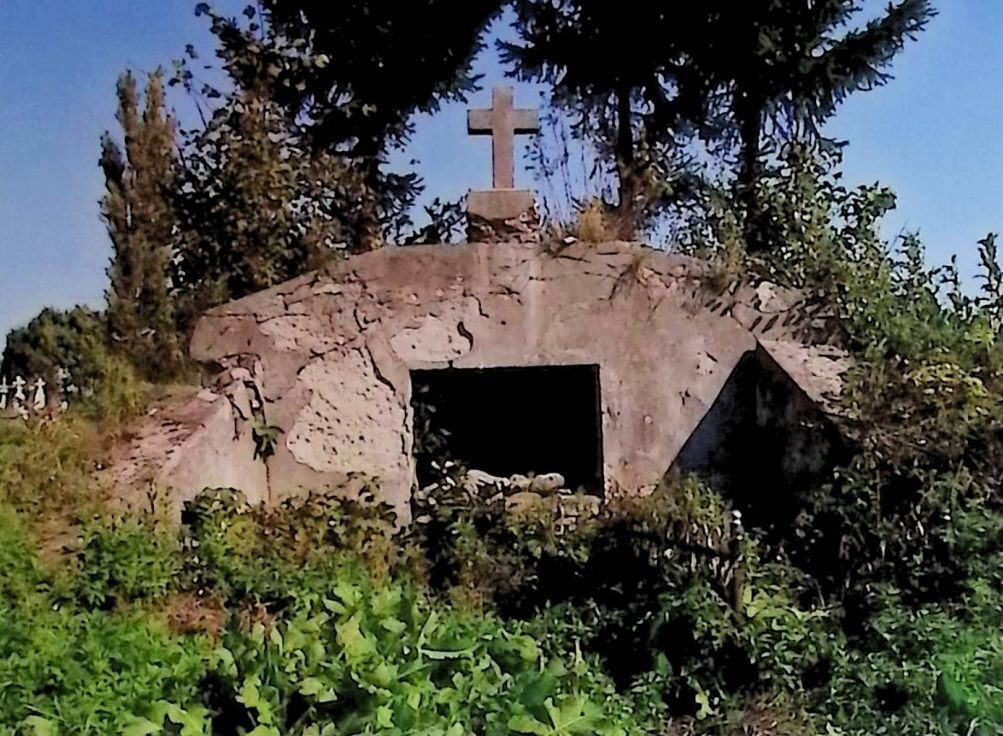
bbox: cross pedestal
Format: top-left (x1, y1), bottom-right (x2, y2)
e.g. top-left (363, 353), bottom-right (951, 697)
top-left (466, 86), bottom-right (540, 240)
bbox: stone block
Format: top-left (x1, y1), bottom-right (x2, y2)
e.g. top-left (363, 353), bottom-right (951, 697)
top-left (529, 472), bottom-right (565, 495)
top-left (468, 189), bottom-right (535, 221)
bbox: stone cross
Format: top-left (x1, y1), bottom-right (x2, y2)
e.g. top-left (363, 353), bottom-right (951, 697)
top-left (57, 366), bottom-right (78, 395)
top-left (0, 377), bottom-right (8, 411)
top-left (13, 375), bottom-right (26, 403)
top-left (468, 86), bottom-right (539, 190)
top-left (466, 86), bottom-right (541, 243)
top-left (32, 378), bottom-right (46, 412)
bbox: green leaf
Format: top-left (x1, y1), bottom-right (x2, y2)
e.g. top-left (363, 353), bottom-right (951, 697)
top-left (120, 717), bottom-right (160, 736)
top-left (544, 696), bottom-right (602, 736)
top-left (694, 689), bottom-right (716, 720)
top-left (336, 614), bottom-right (377, 662)
top-left (421, 645), bottom-right (477, 660)
top-left (521, 672), bottom-right (558, 709)
top-left (19, 716), bottom-right (58, 736)
top-left (509, 714), bottom-right (551, 736)
top-left (381, 617), bottom-right (407, 635)
top-left (299, 676), bottom-right (337, 704)
top-left (238, 676), bottom-right (262, 710)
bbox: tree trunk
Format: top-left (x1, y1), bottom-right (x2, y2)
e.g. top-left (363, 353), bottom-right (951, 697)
top-left (737, 91), bottom-right (767, 252)
top-left (616, 84), bottom-right (634, 170)
top-left (611, 83), bottom-right (643, 241)
top-left (355, 138), bottom-right (383, 252)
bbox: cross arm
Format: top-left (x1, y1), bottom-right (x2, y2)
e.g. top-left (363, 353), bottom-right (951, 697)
top-left (468, 109), bottom-right (494, 134)
top-left (512, 109), bottom-right (539, 133)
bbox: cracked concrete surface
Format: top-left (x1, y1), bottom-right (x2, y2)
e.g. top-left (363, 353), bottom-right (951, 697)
top-left (128, 239), bottom-right (852, 522)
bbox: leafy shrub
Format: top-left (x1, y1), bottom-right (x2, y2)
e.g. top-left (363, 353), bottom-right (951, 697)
top-left (74, 513), bottom-right (182, 608)
top-left (406, 462), bottom-right (596, 608)
top-left (0, 606), bottom-right (209, 736)
top-left (0, 508), bottom-right (208, 736)
top-left (0, 417), bottom-right (96, 515)
top-left (77, 352), bottom-right (148, 426)
top-left (676, 142), bottom-right (1003, 734)
top-left (1, 306), bottom-right (152, 425)
top-left (0, 489), bottom-right (645, 736)
top-left (828, 580), bottom-right (1003, 736)
top-left (1, 307), bottom-right (109, 392)
top-left (411, 472), bottom-right (834, 724)
top-left (181, 487), bottom-right (399, 606)
top-left (202, 555), bottom-right (639, 736)
top-left (0, 507), bottom-right (50, 604)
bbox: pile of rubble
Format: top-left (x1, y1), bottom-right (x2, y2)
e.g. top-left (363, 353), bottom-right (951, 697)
top-left (414, 464), bottom-right (602, 533)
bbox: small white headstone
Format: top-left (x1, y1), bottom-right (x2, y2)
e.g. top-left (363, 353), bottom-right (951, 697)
top-left (32, 378), bottom-right (46, 412)
top-left (13, 376), bottom-right (26, 403)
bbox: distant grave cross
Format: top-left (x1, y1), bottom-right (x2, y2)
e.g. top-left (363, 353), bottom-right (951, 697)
top-left (468, 86), bottom-right (539, 189)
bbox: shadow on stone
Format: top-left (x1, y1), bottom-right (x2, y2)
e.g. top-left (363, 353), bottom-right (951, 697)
top-left (674, 345), bottom-right (847, 531)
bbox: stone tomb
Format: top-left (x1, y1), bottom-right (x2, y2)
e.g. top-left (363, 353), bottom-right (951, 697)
top-left (105, 87), bottom-right (845, 521)
top-left (136, 239), bottom-right (849, 522)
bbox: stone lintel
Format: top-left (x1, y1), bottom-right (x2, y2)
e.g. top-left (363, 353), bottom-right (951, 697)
top-left (468, 189), bottom-right (535, 221)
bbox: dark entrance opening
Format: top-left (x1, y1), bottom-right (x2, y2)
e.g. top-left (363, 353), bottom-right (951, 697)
top-left (674, 346), bottom-right (846, 532)
top-left (411, 365), bottom-right (604, 494)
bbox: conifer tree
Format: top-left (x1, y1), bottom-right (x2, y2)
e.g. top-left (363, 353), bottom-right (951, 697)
top-left (699, 0), bottom-right (935, 249)
top-left (505, 0), bottom-right (934, 243)
top-left (100, 70), bottom-right (181, 377)
top-left (199, 1), bottom-right (504, 248)
top-left (503, 1), bottom-right (718, 238)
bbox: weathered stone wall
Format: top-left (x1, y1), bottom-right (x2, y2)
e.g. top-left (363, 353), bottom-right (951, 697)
top-left (182, 240), bottom-right (840, 521)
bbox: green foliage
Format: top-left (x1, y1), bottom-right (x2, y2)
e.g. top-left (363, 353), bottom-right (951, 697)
top-left (251, 422), bottom-right (283, 463)
top-left (101, 70), bottom-right (183, 379)
top-left (207, 556), bottom-right (636, 736)
top-left (186, 1), bottom-right (502, 249)
top-left (1, 305), bottom-right (151, 424)
top-left (407, 460), bottom-right (596, 607)
top-left (819, 506), bottom-right (1003, 735)
top-left (703, 0), bottom-right (934, 249)
top-left (0, 509), bottom-right (209, 736)
top-left (677, 141), bottom-right (1003, 734)
top-left (684, 143), bottom-right (1003, 599)
top-left (77, 352), bottom-right (148, 426)
top-left (0, 417), bottom-right (96, 514)
top-left (506, 0), bottom-right (934, 240)
top-left (0, 486), bottom-right (640, 736)
top-left (2, 307), bottom-right (108, 396)
top-left (181, 487), bottom-right (400, 603)
top-left (411, 473), bottom-right (834, 724)
top-left (829, 576), bottom-right (1003, 736)
top-left (504, 0), bottom-right (708, 238)
top-left (399, 197), bottom-right (467, 245)
top-left (170, 90), bottom-right (354, 325)
top-left (0, 508), bottom-right (48, 602)
top-left (74, 514), bottom-right (182, 609)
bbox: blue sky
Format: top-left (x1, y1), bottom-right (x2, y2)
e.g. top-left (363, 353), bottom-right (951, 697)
top-left (2, 2), bottom-right (1002, 347)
